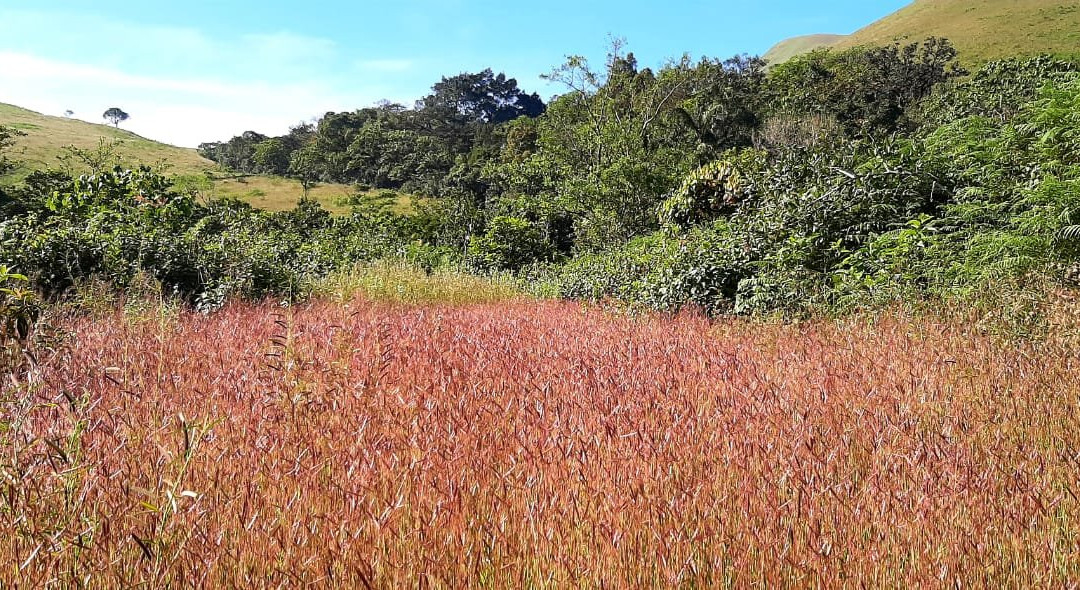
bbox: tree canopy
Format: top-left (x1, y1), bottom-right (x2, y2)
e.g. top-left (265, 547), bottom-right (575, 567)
top-left (103, 107), bottom-right (130, 128)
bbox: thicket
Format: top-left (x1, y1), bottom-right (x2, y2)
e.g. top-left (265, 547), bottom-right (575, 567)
top-left (2, 42), bottom-right (1079, 315)
top-left (0, 167), bottom-right (452, 310)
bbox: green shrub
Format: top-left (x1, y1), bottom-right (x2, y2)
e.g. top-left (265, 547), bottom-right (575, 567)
top-left (467, 216), bottom-right (553, 271)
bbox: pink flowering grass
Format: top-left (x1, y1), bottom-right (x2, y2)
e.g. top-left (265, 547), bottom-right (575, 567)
top-left (3, 297), bottom-right (1079, 587)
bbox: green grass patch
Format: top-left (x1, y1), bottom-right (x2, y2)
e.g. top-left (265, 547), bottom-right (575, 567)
top-left (313, 261), bottom-right (522, 305)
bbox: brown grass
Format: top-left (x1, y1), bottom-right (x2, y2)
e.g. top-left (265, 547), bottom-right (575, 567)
top-left (3, 295), bottom-right (1080, 586)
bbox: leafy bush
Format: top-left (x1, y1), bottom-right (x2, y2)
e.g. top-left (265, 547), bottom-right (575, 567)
top-left (467, 216), bottom-right (553, 271)
top-left (0, 167), bottom-right (420, 309)
top-left (658, 150), bottom-right (767, 228)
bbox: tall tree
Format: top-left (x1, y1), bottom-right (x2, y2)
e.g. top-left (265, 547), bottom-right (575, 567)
top-left (103, 107), bottom-right (130, 128)
top-left (421, 69), bottom-right (545, 125)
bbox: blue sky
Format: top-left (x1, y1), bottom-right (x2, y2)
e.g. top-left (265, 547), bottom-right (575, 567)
top-left (0, 1), bottom-right (909, 147)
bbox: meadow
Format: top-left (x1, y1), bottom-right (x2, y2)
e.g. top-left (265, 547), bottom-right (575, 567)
top-left (4, 289), bottom-right (1079, 587)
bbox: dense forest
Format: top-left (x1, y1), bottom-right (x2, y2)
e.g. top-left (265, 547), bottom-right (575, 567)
top-left (2, 40), bottom-right (1079, 315)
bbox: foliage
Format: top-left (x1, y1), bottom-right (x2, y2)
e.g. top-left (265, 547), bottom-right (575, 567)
top-left (420, 68), bottom-right (545, 125)
top-left (0, 265), bottom-right (37, 342)
top-left (914, 55), bottom-right (1080, 126)
top-left (658, 149), bottom-right (767, 228)
top-left (466, 215), bottom-right (553, 271)
top-left (6, 47), bottom-right (1080, 318)
top-left (200, 70), bottom-right (546, 197)
top-left (765, 38), bottom-right (966, 136)
top-left (0, 167), bottom-right (422, 310)
top-left (102, 107), bottom-right (130, 128)
top-left (531, 55), bottom-right (1080, 316)
top-left (0, 124), bottom-right (26, 177)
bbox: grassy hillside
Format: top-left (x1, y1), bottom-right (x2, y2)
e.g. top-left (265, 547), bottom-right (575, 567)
top-left (766, 0), bottom-right (1080, 65)
top-left (763, 34), bottom-right (846, 65)
top-left (0, 102), bottom-right (213, 178)
top-left (0, 102), bottom-right (368, 213)
top-left (834, 0), bottom-right (1080, 64)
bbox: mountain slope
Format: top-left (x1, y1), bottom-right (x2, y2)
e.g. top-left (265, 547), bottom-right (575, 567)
top-left (763, 34), bottom-right (846, 65)
top-left (765, 0), bottom-right (1080, 65)
top-left (833, 0), bottom-right (1080, 64)
top-left (0, 102), bottom-right (215, 178)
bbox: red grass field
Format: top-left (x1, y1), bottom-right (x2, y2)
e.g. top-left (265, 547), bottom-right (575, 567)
top-left (4, 297), bottom-right (1080, 587)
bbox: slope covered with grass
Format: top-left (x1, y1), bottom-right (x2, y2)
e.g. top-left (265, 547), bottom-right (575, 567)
top-left (834, 0), bottom-right (1080, 64)
top-left (766, 0), bottom-right (1080, 65)
top-left (0, 102), bottom-right (362, 212)
top-left (0, 103), bottom-right (214, 178)
top-left (763, 34), bottom-right (846, 65)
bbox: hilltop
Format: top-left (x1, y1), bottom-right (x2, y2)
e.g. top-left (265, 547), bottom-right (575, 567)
top-left (0, 102), bottom-right (367, 213)
top-left (762, 34), bottom-right (846, 65)
top-left (765, 0), bottom-right (1080, 65)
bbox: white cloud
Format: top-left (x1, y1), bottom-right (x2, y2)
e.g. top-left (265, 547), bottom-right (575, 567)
top-left (0, 9), bottom-right (431, 147)
top-left (0, 51), bottom-right (366, 147)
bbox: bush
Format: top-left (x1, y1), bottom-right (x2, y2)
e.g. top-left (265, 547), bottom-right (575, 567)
top-left (0, 167), bottom-right (421, 308)
top-left (467, 216), bottom-right (553, 271)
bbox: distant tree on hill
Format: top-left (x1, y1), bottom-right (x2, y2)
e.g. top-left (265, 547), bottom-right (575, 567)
top-left (103, 107), bottom-right (130, 128)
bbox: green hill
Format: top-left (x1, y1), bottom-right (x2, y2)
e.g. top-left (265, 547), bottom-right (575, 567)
top-left (0, 102), bottom-right (214, 179)
top-left (0, 102), bottom-right (362, 213)
top-left (765, 0), bottom-right (1080, 65)
top-left (763, 34), bottom-right (846, 65)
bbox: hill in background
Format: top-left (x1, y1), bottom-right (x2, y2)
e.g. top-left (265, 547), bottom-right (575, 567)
top-left (763, 34), bottom-right (847, 65)
top-left (0, 102), bottom-right (364, 213)
top-left (0, 102), bottom-right (213, 178)
top-left (766, 0), bottom-right (1080, 65)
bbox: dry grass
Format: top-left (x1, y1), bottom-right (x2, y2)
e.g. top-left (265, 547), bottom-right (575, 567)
top-left (313, 262), bottom-right (520, 305)
top-left (3, 295), bottom-right (1080, 587)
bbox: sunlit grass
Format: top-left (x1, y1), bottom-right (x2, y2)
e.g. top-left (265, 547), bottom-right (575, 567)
top-left (0, 102), bottom-right (213, 182)
top-left (833, 0), bottom-right (1080, 65)
top-left (3, 294), bottom-right (1079, 586)
top-left (312, 260), bottom-right (521, 305)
